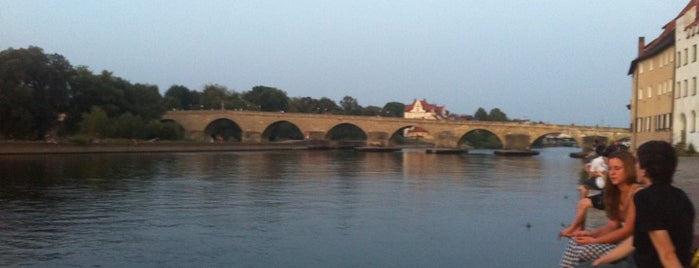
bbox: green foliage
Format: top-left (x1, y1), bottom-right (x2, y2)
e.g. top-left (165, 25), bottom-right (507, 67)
top-left (243, 85), bottom-right (290, 112)
top-left (473, 107), bottom-right (509, 122)
top-left (339, 96), bottom-right (362, 115)
top-left (288, 96), bottom-right (340, 114)
top-left (163, 85), bottom-right (198, 110)
top-left (0, 46), bottom-right (75, 139)
top-left (361, 105), bottom-right (382, 116)
top-left (110, 113), bottom-right (145, 139)
top-left (150, 121), bottom-right (185, 140)
top-left (474, 108), bottom-right (488, 121)
top-left (381, 102), bottom-right (405, 117)
top-left (487, 108), bottom-right (509, 121)
top-left (80, 106), bottom-right (109, 138)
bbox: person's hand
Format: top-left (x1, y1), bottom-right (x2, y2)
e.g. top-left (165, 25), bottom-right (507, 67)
top-left (571, 230), bottom-right (591, 237)
top-left (573, 236), bottom-right (597, 244)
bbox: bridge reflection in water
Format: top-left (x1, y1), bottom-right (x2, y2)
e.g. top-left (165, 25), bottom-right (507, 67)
top-left (163, 110), bottom-right (629, 150)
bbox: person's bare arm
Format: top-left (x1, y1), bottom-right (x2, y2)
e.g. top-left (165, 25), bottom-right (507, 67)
top-left (649, 230), bottom-right (683, 268)
top-left (592, 236), bottom-right (634, 266)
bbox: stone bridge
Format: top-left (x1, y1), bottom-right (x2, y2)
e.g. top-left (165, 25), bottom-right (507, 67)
top-left (162, 110), bottom-right (630, 150)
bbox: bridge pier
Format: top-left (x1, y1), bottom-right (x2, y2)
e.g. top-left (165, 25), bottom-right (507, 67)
top-left (304, 131), bottom-right (326, 140)
top-left (366, 131), bottom-right (389, 147)
top-left (434, 131), bottom-right (459, 148)
top-left (502, 134), bottom-right (532, 150)
top-left (243, 131), bottom-right (262, 143)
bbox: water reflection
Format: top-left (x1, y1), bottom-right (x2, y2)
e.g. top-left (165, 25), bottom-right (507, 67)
top-left (0, 149), bottom-right (696, 267)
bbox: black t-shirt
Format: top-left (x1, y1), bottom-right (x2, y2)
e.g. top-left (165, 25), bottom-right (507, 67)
top-left (633, 183), bottom-right (695, 267)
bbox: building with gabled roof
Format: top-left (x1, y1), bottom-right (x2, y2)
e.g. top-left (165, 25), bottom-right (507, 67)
top-left (403, 99), bottom-right (447, 120)
top-left (628, 15), bottom-right (676, 150)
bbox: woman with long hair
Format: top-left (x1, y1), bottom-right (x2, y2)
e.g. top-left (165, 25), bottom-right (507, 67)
top-left (559, 150), bottom-right (643, 268)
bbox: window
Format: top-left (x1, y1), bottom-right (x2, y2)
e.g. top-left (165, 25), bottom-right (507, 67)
top-left (694, 77), bottom-right (697, 96)
top-left (676, 82), bottom-right (682, 98)
top-left (685, 48), bottom-right (689, 65)
top-left (685, 79), bottom-right (689, 97)
top-left (677, 51), bottom-right (681, 68)
top-left (648, 86), bottom-right (652, 98)
top-left (637, 118), bottom-right (643, 132)
top-left (693, 44), bottom-right (697, 62)
top-left (657, 83), bottom-right (662, 95)
top-left (692, 111), bottom-right (697, 133)
top-left (639, 88), bottom-right (643, 100)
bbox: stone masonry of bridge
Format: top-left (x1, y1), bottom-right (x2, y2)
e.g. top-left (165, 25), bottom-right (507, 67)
top-left (163, 110), bottom-right (630, 150)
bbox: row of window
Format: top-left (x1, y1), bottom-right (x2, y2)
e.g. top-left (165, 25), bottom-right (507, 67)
top-left (675, 77), bottom-right (699, 98)
top-left (634, 113), bottom-right (672, 133)
top-left (634, 111), bottom-right (699, 133)
top-left (676, 44), bottom-right (698, 67)
top-left (638, 50), bottom-right (674, 73)
top-left (638, 76), bottom-right (699, 100)
top-left (638, 79), bottom-right (673, 100)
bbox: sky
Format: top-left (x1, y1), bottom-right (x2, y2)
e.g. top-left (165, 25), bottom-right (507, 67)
top-left (0, 1), bottom-right (690, 127)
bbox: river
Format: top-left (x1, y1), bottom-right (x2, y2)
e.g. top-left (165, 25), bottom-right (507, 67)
top-left (1, 147), bottom-right (697, 267)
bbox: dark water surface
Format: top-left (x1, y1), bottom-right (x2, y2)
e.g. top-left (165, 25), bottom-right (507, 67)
top-left (1, 147), bottom-right (697, 267)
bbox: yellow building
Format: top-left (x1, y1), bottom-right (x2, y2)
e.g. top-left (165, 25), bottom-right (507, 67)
top-left (628, 22), bottom-right (676, 150)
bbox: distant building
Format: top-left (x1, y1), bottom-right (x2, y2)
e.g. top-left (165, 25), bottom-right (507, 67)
top-left (403, 99), bottom-right (447, 140)
top-left (673, 1), bottom-right (699, 149)
top-left (628, 19), bottom-right (675, 150)
top-left (403, 99), bottom-right (447, 120)
top-left (628, 0), bottom-right (699, 151)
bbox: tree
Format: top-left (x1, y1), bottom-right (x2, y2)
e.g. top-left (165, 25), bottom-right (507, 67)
top-left (199, 84), bottom-right (230, 110)
top-left (242, 85), bottom-right (290, 112)
top-left (125, 83), bottom-right (165, 120)
top-left (79, 106), bottom-right (109, 138)
top-left (317, 97), bottom-right (340, 114)
top-left (474, 107), bottom-right (488, 121)
top-left (381, 102), bottom-right (405, 117)
top-left (163, 85), bottom-right (197, 110)
top-left (362, 105), bottom-right (382, 116)
top-left (488, 108), bottom-right (509, 122)
top-left (0, 46), bottom-right (75, 139)
top-left (339, 96), bottom-right (362, 115)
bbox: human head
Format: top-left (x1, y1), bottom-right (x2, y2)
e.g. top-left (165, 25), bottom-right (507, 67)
top-left (607, 150), bottom-right (637, 184)
top-left (601, 144), bottom-right (618, 158)
top-left (636, 140), bottom-right (677, 185)
top-left (594, 144), bottom-right (605, 156)
top-left (603, 150), bottom-right (638, 221)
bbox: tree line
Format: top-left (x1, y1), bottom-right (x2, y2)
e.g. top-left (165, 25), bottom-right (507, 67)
top-left (0, 46), bottom-right (510, 142)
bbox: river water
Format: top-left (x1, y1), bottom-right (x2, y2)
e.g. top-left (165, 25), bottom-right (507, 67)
top-left (1, 147), bottom-right (697, 267)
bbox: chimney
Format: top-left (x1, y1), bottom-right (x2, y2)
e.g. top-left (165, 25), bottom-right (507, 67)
top-left (638, 36), bottom-right (646, 56)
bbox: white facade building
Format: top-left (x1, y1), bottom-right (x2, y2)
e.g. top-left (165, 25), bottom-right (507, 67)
top-left (674, 2), bottom-right (699, 149)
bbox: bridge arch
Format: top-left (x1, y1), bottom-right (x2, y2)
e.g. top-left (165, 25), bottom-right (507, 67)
top-left (387, 125), bottom-right (435, 146)
top-left (326, 123), bottom-right (367, 141)
top-left (458, 129), bottom-right (503, 149)
top-left (262, 120), bottom-right (304, 142)
top-left (204, 118), bottom-right (242, 142)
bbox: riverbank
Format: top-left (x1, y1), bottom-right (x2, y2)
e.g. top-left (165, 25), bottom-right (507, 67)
top-left (0, 141), bottom-right (312, 155)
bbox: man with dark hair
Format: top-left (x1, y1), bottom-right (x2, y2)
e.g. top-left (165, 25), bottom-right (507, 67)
top-left (633, 140), bottom-right (695, 267)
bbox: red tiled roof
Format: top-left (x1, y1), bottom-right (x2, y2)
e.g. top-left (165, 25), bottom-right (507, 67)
top-left (404, 99), bottom-right (445, 113)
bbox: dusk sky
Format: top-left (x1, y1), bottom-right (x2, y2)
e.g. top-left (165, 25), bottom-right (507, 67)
top-left (1, 1), bottom-right (689, 127)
